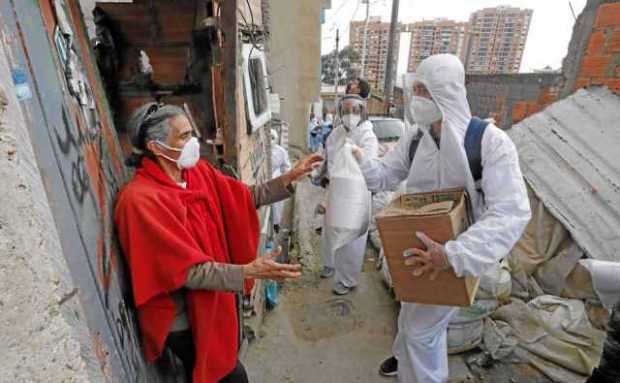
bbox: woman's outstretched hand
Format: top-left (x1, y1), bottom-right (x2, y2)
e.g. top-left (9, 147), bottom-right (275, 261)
top-left (243, 247), bottom-right (302, 282)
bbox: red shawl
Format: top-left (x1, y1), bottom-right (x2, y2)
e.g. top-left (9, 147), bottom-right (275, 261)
top-left (114, 158), bottom-right (259, 382)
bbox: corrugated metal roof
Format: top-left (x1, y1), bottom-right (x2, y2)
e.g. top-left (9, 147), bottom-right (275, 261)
top-left (508, 87), bottom-right (620, 261)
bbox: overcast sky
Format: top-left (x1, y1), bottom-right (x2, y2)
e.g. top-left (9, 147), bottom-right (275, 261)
top-left (321, 0), bottom-right (588, 75)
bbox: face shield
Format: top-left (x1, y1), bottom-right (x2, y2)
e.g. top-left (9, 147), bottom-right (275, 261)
top-left (337, 95), bottom-right (367, 131)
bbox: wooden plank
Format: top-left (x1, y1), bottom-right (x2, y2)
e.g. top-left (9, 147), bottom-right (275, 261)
top-left (220, 0), bottom-right (240, 166)
top-left (96, 2), bottom-right (195, 47)
top-left (117, 46), bottom-right (190, 84)
top-left (212, 63), bottom-right (227, 142)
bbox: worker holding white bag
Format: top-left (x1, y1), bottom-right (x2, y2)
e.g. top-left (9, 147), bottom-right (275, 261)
top-left (317, 95), bottom-right (379, 295)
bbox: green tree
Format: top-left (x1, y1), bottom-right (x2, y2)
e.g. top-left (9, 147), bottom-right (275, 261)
top-left (321, 46), bottom-right (360, 86)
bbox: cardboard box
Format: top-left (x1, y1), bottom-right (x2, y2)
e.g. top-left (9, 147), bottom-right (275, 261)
top-left (376, 188), bottom-right (479, 307)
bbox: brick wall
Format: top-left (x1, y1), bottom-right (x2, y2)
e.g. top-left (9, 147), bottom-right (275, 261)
top-left (573, 2), bottom-right (620, 92)
top-left (468, 0), bottom-right (620, 129)
top-left (466, 73), bottom-right (563, 129)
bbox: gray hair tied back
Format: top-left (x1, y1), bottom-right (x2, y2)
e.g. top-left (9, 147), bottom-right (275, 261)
top-left (125, 102), bottom-right (186, 167)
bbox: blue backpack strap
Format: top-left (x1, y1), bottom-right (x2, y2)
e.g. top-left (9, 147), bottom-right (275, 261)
top-left (464, 117), bottom-right (490, 182)
top-left (408, 129), bottom-right (424, 165)
top-left (408, 119), bottom-right (488, 181)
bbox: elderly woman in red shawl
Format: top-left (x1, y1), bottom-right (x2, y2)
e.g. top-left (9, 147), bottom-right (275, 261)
top-left (115, 103), bottom-right (322, 383)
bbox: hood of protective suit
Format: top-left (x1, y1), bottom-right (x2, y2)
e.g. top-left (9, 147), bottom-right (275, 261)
top-left (405, 54), bottom-right (480, 211)
top-left (414, 54), bottom-right (472, 137)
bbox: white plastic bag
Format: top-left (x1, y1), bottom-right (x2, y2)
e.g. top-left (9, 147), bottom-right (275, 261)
top-left (324, 142), bottom-right (371, 251)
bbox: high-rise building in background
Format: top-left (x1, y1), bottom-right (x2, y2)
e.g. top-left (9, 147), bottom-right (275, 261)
top-left (405, 19), bottom-right (469, 72)
top-left (350, 6), bottom-right (532, 83)
top-left (350, 17), bottom-right (400, 89)
top-left (465, 6), bottom-right (533, 74)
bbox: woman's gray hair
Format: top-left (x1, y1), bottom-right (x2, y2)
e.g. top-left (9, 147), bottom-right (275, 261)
top-left (125, 102), bottom-right (186, 167)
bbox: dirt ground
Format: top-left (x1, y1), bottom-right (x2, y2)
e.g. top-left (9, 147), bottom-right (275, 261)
top-left (241, 181), bottom-right (550, 383)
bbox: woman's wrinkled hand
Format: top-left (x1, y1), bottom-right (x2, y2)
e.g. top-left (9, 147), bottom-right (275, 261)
top-left (243, 247), bottom-right (302, 282)
top-left (284, 153), bottom-right (324, 184)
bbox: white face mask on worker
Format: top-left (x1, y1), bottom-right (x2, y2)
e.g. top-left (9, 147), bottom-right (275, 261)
top-left (342, 114), bottom-right (361, 130)
top-left (156, 137), bottom-right (200, 169)
top-left (410, 96), bottom-right (442, 127)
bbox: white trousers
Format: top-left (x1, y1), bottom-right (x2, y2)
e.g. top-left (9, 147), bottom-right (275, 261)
top-left (321, 227), bottom-right (368, 288)
top-left (272, 200), bottom-right (284, 226)
top-left (393, 302), bottom-right (458, 383)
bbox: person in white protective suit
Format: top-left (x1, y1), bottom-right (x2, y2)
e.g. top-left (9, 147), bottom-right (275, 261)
top-left (318, 95), bottom-right (379, 295)
top-left (352, 54), bottom-right (532, 382)
top-left (271, 129), bottom-right (292, 232)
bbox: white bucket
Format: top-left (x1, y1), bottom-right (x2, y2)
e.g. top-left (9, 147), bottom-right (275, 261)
top-left (447, 299), bottom-right (498, 354)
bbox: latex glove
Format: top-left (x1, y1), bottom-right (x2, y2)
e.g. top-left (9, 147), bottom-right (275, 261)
top-left (403, 232), bottom-right (451, 281)
top-left (350, 144), bottom-right (364, 162)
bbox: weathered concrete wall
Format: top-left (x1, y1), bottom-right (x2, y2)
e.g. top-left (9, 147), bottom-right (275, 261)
top-left (466, 73), bottom-right (563, 129)
top-left (0, 1), bottom-right (166, 381)
top-left (0, 32), bottom-right (102, 383)
top-left (264, 0), bottom-right (322, 153)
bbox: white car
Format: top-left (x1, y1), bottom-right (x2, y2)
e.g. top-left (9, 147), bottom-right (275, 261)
top-left (369, 116), bottom-right (405, 158)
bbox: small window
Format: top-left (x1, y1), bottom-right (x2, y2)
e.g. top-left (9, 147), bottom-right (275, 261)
top-left (242, 44), bottom-right (272, 133)
top-left (248, 57), bottom-right (268, 117)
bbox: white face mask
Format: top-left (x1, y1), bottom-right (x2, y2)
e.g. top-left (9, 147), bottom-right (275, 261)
top-left (410, 96), bottom-right (442, 127)
top-left (342, 114), bottom-right (361, 130)
top-left (156, 137), bottom-right (201, 169)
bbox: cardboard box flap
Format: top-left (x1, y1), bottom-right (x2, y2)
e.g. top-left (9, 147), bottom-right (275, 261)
top-left (377, 188), bottom-right (466, 219)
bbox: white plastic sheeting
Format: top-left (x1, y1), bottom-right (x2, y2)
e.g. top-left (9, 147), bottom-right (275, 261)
top-left (483, 296), bottom-right (606, 383)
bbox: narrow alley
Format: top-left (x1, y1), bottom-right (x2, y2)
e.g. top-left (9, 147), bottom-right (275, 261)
top-left (241, 182), bottom-right (556, 383)
top-left (2, 1), bottom-right (620, 383)
top-left (243, 181), bottom-right (398, 383)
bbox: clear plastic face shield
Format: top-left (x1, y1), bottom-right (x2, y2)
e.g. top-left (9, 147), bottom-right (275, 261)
top-left (337, 96), bottom-right (367, 131)
top-left (338, 97), bottom-right (364, 118)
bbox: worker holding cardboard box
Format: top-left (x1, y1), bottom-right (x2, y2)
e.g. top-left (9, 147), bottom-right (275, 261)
top-left (351, 54), bottom-right (532, 382)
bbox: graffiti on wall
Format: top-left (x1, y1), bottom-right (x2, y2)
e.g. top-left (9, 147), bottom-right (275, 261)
top-left (1, 0), bottom-right (167, 381)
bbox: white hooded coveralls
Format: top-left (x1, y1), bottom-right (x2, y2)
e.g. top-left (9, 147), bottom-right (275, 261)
top-left (271, 142), bottom-right (291, 226)
top-left (358, 54), bottom-right (531, 382)
top-left (322, 119), bottom-right (379, 288)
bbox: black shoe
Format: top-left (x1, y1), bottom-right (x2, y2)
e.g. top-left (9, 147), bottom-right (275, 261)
top-left (379, 356), bottom-right (398, 377)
